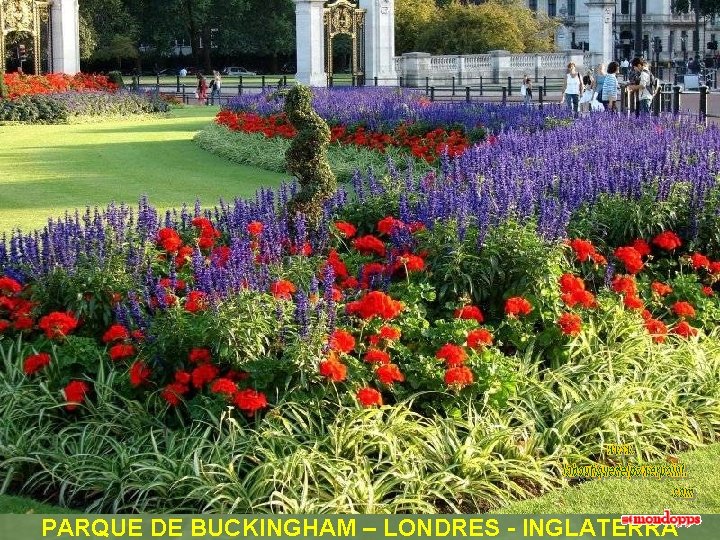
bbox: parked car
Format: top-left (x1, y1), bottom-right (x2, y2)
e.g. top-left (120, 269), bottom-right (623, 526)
top-left (222, 67), bottom-right (257, 76)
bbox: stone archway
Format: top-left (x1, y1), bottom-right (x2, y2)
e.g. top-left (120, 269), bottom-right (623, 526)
top-left (293, 0), bottom-right (397, 87)
top-left (1, 0), bottom-right (79, 75)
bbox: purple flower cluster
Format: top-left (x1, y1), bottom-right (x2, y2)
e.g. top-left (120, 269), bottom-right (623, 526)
top-left (224, 88), bottom-right (571, 134)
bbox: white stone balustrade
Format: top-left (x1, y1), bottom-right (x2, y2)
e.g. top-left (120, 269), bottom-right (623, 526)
top-left (395, 50), bottom-right (592, 87)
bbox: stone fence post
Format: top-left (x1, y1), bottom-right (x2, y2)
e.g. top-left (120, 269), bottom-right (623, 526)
top-left (401, 52), bottom-right (431, 88)
top-left (490, 50), bottom-right (510, 84)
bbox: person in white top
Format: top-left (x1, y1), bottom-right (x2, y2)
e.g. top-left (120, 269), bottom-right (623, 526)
top-left (620, 58), bottom-right (630, 80)
top-left (560, 62), bottom-right (584, 117)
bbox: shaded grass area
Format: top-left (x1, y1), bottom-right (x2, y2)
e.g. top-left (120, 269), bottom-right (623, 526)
top-left (0, 107), bottom-right (286, 233)
top-left (499, 443), bottom-right (720, 514)
top-left (0, 494), bottom-right (78, 514)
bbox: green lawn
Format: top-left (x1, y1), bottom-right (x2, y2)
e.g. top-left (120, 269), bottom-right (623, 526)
top-left (0, 107), bottom-right (286, 233)
top-left (0, 495), bottom-right (78, 514)
top-left (499, 443), bottom-right (720, 514)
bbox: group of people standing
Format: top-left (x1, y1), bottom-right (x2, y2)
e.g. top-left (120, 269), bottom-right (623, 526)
top-left (558, 57), bottom-right (656, 116)
top-left (195, 71), bottom-right (222, 105)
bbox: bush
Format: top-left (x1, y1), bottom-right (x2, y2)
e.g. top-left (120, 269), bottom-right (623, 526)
top-left (0, 95), bottom-right (68, 124)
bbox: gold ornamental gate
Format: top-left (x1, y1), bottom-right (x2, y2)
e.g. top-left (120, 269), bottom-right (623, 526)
top-left (1, 0), bottom-right (52, 74)
top-left (324, 0), bottom-right (365, 86)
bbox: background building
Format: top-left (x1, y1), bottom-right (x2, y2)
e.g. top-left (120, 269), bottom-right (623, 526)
top-left (528, 0), bottom-right (720, 63)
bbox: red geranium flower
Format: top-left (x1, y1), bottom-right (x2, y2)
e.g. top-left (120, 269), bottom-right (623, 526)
top-left (611, 275), bottom-right (637, 296)
top-left (319, 353), bottom-right (347, 382)
top-left (505, 297), bottom-right (533, 317)
top-left (14, 316), bottom-right (34, 331)
top-left (558, 313), bottom-right (583, 336)
top-left (378, 325), bottom-right (401, 341)
top-left (233, 388), bottom-right (268, 416)
top-left (175, 246), bottom-right (194, 268)
top-left (568, 239), bottom-right (596, 262)
top-left (623, 295), bottom-right (644, 310)
top-left (270, 279), bottom-right (296, 300)
top-left (364, 348), bottom-right (391, 365)
top-left (192, 217), bottom-right (213, 230)
top-left (129, 361), bottom-right (152, 387)
top-left (672, 301), bottom-right (696, 319)
top-left (174, 370), bottom-right (191, 385)
top-left (63, 380), bottom-right (90, 411)
top-left (38, 311), bottom-right (78, 339)
top-left (702, 286), bottom-right (714, 297)
top-left (435, 343), bottom-right (467, 366)
top-left (210, 378), bottom-right (238, 397)
top-left (614, 246), bottom-right (644, 274)
top-left (672, 320), bottom-right (698, 338)
top-left (247, 221), bottom-right (264, 236)
top-left (376, 363), bottom-right (405, 385)
top-left (0, 276), bottom-right (22, 294)
top-left (444, 366), bottom-right (474, 388)
top-left (392, 254), bottom-right (425, 274)
top-left (185, 290), bottom-right (208, 313)
top-left (0, 320), bottom-right (10, 334)
top-left (23, 352), bottom-right (51, 375)
top-left (192, 363), bottom-right (219, 389)
top-left (157, 228), bottom-right (182, 253)
top-left (632, 239), bottom-right (652, 257)
top-left (562, 289), bottom-right (597, 309)
top-left (189, 347), bottom-right (212, 364)
top-left (377, 216), bottom-right (404, 236)
top-left (559, 274), bottom-right (585, 294)
top-left (710, 262), bottom-right (720, 274)
top-left (651, 282), bottom-right (673, 296)
top-left (689, 253), bottom-right (711, 270)
top-left (161, 382), bottom-right (189, 406)
top-left (357, 387), bottom-right (383, 407)
top-left (109, 343), bottom-right (136, 361)
top-left (334, 221), bottom-right (357, 239)
top-left (454, 305), bottom-right (484, 324)
top-left (652, 231), bottom-right (682, 251)
top-left (346, 290), bottom-right (403, 320)
top-left (353, 235), bottom-right (387, 257)
top-left (645, 318), bottom-right (668, 343)
top-left (329, 329), bottom-right (356, 354)
top-left (466, 328), bottom-right (493, 349)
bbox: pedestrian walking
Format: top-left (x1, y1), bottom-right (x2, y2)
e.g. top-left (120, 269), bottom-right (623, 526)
top-left (196, 73), bottom-right (208, 105)
top-left (602, 61), bottom-right (621, 112)
top-left (560, 62), bottom-right (584, 117)
top-left (521, 75), bottom-right (533, 106)
top-left (209, 71), bottom-right (222, 105)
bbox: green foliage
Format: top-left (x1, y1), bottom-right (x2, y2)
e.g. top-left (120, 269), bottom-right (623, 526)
top-left (107, 71), bottom-right (125, 88)
top-left (194, 123), bottom-right (431, 183)
top-left (422, 220), bottom-right (568, 317)
top-left (0, 96), bottom-right (68, 124)
top-left (284, 85), bottom-right (337, 226)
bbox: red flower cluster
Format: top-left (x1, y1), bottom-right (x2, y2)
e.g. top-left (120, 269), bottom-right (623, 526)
top-left (444, 366), bottom-right (474, 388)
top-left (319, 352), bottom-right (347, 382)
top-left (652, 231), bottom-right (682, 251)
top-left (23, 352), bottom-right (51, 375)
top-left (157, 228), bottom-right (182, 253)
top-left (4, 72), bottom-right (118, 99)
top-left (466, 328), bottom-right (493, 349)
top-left (435, 343), bottom-right (467, 366)
top-left (357, 387), bottom-right (383, 407)
top-left (505, 297), bottom-right (533, 318)
top-left (109, 343), bottom-right (136, 361)
top-left (672, 301), bottom-right (695, 319)
top-left (270, 280), bottom-right (297, 300)
top-left (129, 361), bottom-right (152, 387)
top-left (185, 290), bottom-right (208, 313)
top-left (558, 313), bottom-right (583, 336)
top-left (559, 274), bottom-right (596, 308)
top-left (614, 246), bottom-right (644, 275)
top-left (38, 311), bottom-right (78, 339)
top-left (645, 318), bottom-right (668, 343)
top-left (364, 348), bottom-right (391, 365)
top-left (334, 221), bottom-right (357, 239)
top-left (353, 235), bottom-right (387, 257)
top-left (329, 329), bottom-right (356, 353)
top-left (376, 363), bottom-right (405, 385)
top-left (568, 239), bottom-right (606, 265)
top-left (454, 305), bottom-right (484, 324)
top-left (233, 389), bottom-right (269, 416)
top-left (346, 291), bottom-right (403, 320)
top-left (63, 380), bottom-right (90, 411)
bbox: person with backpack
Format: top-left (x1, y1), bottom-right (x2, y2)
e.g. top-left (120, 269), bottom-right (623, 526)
top-left (626, 58), bottom-right (657, 114)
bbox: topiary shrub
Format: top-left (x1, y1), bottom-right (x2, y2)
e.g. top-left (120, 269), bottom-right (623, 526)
top-left (284, 85), bottom-right (336, 226)
top-left (107, 70), bottom-right (125, 88)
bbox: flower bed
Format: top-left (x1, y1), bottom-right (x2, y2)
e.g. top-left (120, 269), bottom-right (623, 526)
top-left (2, 109), bottom-right (720, 513)
top-left (3, 73), bottom-right (118, 99)
top-left (217, 88), bottom-right (572, 164)
top-left (0, 91), bottom-right (169, 124)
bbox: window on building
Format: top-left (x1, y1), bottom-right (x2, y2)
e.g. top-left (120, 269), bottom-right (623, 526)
top-left (528, 0), bottom-right (537, 11)
top-left (568, 0), bottom-right (575, 16)
top-left (669, 31), bottom-right (674, 55)
top-left (641, 0), bottom-right (646, 14)
top-left (548, 0), bottom-right (556, 17)
top-left (681, 31), bottom-right (687, 51)
top-left (621, 0), bottom-right (629, 15)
